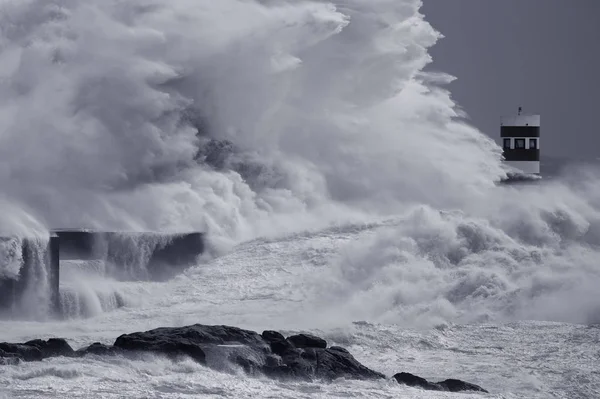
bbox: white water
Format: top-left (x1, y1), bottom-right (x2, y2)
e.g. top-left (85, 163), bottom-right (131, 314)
top-left (0, 0), bottom-right (599, 397)
top-left (1, 226), bottom-right (599, 398)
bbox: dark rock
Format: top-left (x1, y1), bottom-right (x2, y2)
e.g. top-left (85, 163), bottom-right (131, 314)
top-left (113, 324), bottom-right (268, 365)
top-left (261, 330), bottom-right (285, 342)
top-left (329, 346), bottom-right (350, 354)
top-left (393, 372), bottom-right (443, 390)
top-left (300, 347), bottom-right (318, 361)
top-left (24, 338), bottom-right (74, 358)
top-left (0, 348), bottom-right (23, 364)
top-left (437, 378), bottom-right (489, 393)
top-left (316, 348), bottom-right (385, 381)
top-left (123, 324), bottom-right (266, 347)
top-left (264, 354), bottom-right (281, 368)
top-left (262, 345), bottom-right (384, 382)
top-left (261, 330), bottom-right (297, 357)
top-left (393, 372), bottom-right (489, 394)
top-left (114, 335), bottom-right (206, 364)
top-left (253, 331), bottom-right (379, 382)
top-left (202, 342), bottom-right (267, 375)
top-left (232, 354), bottom-right (262, 375)
top-left (0, 323), bottom-right (408, 387)
top-left (0, 339), bottom-right (73, 362)
top-left (0, 343), bottom-right (43, 361)
top-left (77, 342), bottom-right (121, 357)
top-left (287, 333), bottom-right (327, 349)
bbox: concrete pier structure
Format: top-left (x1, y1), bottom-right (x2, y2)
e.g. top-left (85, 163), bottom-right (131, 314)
top-left (0, 231), bottom-right (204, 317)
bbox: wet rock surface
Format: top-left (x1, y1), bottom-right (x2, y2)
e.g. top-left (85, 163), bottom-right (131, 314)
top-left (0, 323), bottom-right (488, 393)
top-left (437, 378), bottom-right (489, 393)
top-left (393, 372), bottom-right (489, 393)
top-left (0, 338), bottom-right (74, 362)
top-left (76, 342), bottom-right (122, 357)
top-left (286, 333), bottom-right (327, 349)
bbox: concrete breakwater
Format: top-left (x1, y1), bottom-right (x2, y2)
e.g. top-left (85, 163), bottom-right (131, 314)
top-left (0, 231), bottom-right (203, 318)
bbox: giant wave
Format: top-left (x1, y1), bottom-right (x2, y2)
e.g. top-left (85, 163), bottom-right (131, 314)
top-left (0, 0), bottom-right (598, 335)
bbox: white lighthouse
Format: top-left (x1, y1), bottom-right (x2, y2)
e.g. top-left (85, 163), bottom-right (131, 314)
top-left (501, 107), bottom-right (540, 175)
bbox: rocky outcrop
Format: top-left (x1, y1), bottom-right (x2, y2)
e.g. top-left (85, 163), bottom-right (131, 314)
top-left (22, 338), bottom-right (75, 359)
top-left (0, 338), bottom-right (74, 362)
top-left (393, 372), bottom-right (444, 391)
top-left (111, 324), bottom-right (382, 382)
top-left (437, 378), bottom-right (489, 393)
top-left (0, 323), bottom-right (488, 394)
top-left (260, 329), bottom-right (384, 381)
top-left (393, 372), bottom-right (488, 393)
top-left (286, 333), bottom-right (327, 349)
top-left (76, 342), bottom-right (121, 357)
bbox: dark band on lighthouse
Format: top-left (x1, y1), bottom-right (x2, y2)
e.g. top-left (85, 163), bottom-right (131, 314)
top-left (501, 126), bottom-right (540, 138)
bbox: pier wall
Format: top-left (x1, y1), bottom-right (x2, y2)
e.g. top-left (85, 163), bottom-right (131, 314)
top-left (0, 231), bottom-right (204, 316)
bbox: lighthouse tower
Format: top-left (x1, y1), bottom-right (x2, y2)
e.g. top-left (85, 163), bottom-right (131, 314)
top-left (501, 107), bottom-right (540, 175)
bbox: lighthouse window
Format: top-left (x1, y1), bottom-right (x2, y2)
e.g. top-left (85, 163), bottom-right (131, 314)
top-left (515, 139), bottom-right (526, 149)
top-left (503, 138), bottom-right (511, 149)
top-left (529, 139), bottom-right (538, 149)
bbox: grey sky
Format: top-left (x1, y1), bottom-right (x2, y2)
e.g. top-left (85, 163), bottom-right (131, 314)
top-left (421, 0), bottom-right (600, 159)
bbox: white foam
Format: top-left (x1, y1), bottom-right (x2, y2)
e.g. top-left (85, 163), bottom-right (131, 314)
top-left (0, 0), bottom-right (505, 244)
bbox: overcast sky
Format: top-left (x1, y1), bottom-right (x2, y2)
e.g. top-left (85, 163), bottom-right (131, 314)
top-left (421, 0), bottom-right (600, 159)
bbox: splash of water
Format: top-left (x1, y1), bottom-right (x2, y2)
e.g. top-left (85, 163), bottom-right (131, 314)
top-left (309, 198), bottom-right (600, 327)
top-left (59, 275), bottom-right (129, 319)
top-left (0, 236), bottom-right (53, 320)
top-left (0, 0), bottom-right (503, 243)
top-left (0, 237), bottom-right (23, 280)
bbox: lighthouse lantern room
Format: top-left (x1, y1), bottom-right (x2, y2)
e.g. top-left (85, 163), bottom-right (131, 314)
top-left (501, 107), bottom-right (540, 175)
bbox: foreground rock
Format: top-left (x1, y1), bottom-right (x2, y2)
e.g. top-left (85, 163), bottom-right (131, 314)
top-left (260, 330), bottom-right (384, 381)
top-left (393, 372), bottom-right (489, 393)
top-left (111, 325), bottom-right (383, 382)
top-left (0, 324), bottom-right (488, 393)
top-left (0, 338), bottom-right (74, 362)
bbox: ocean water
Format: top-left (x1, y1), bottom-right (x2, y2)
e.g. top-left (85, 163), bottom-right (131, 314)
top-left (0, 0), bottom-right (599, 398)
top-left (0, 220), bottom-right (599, 398)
